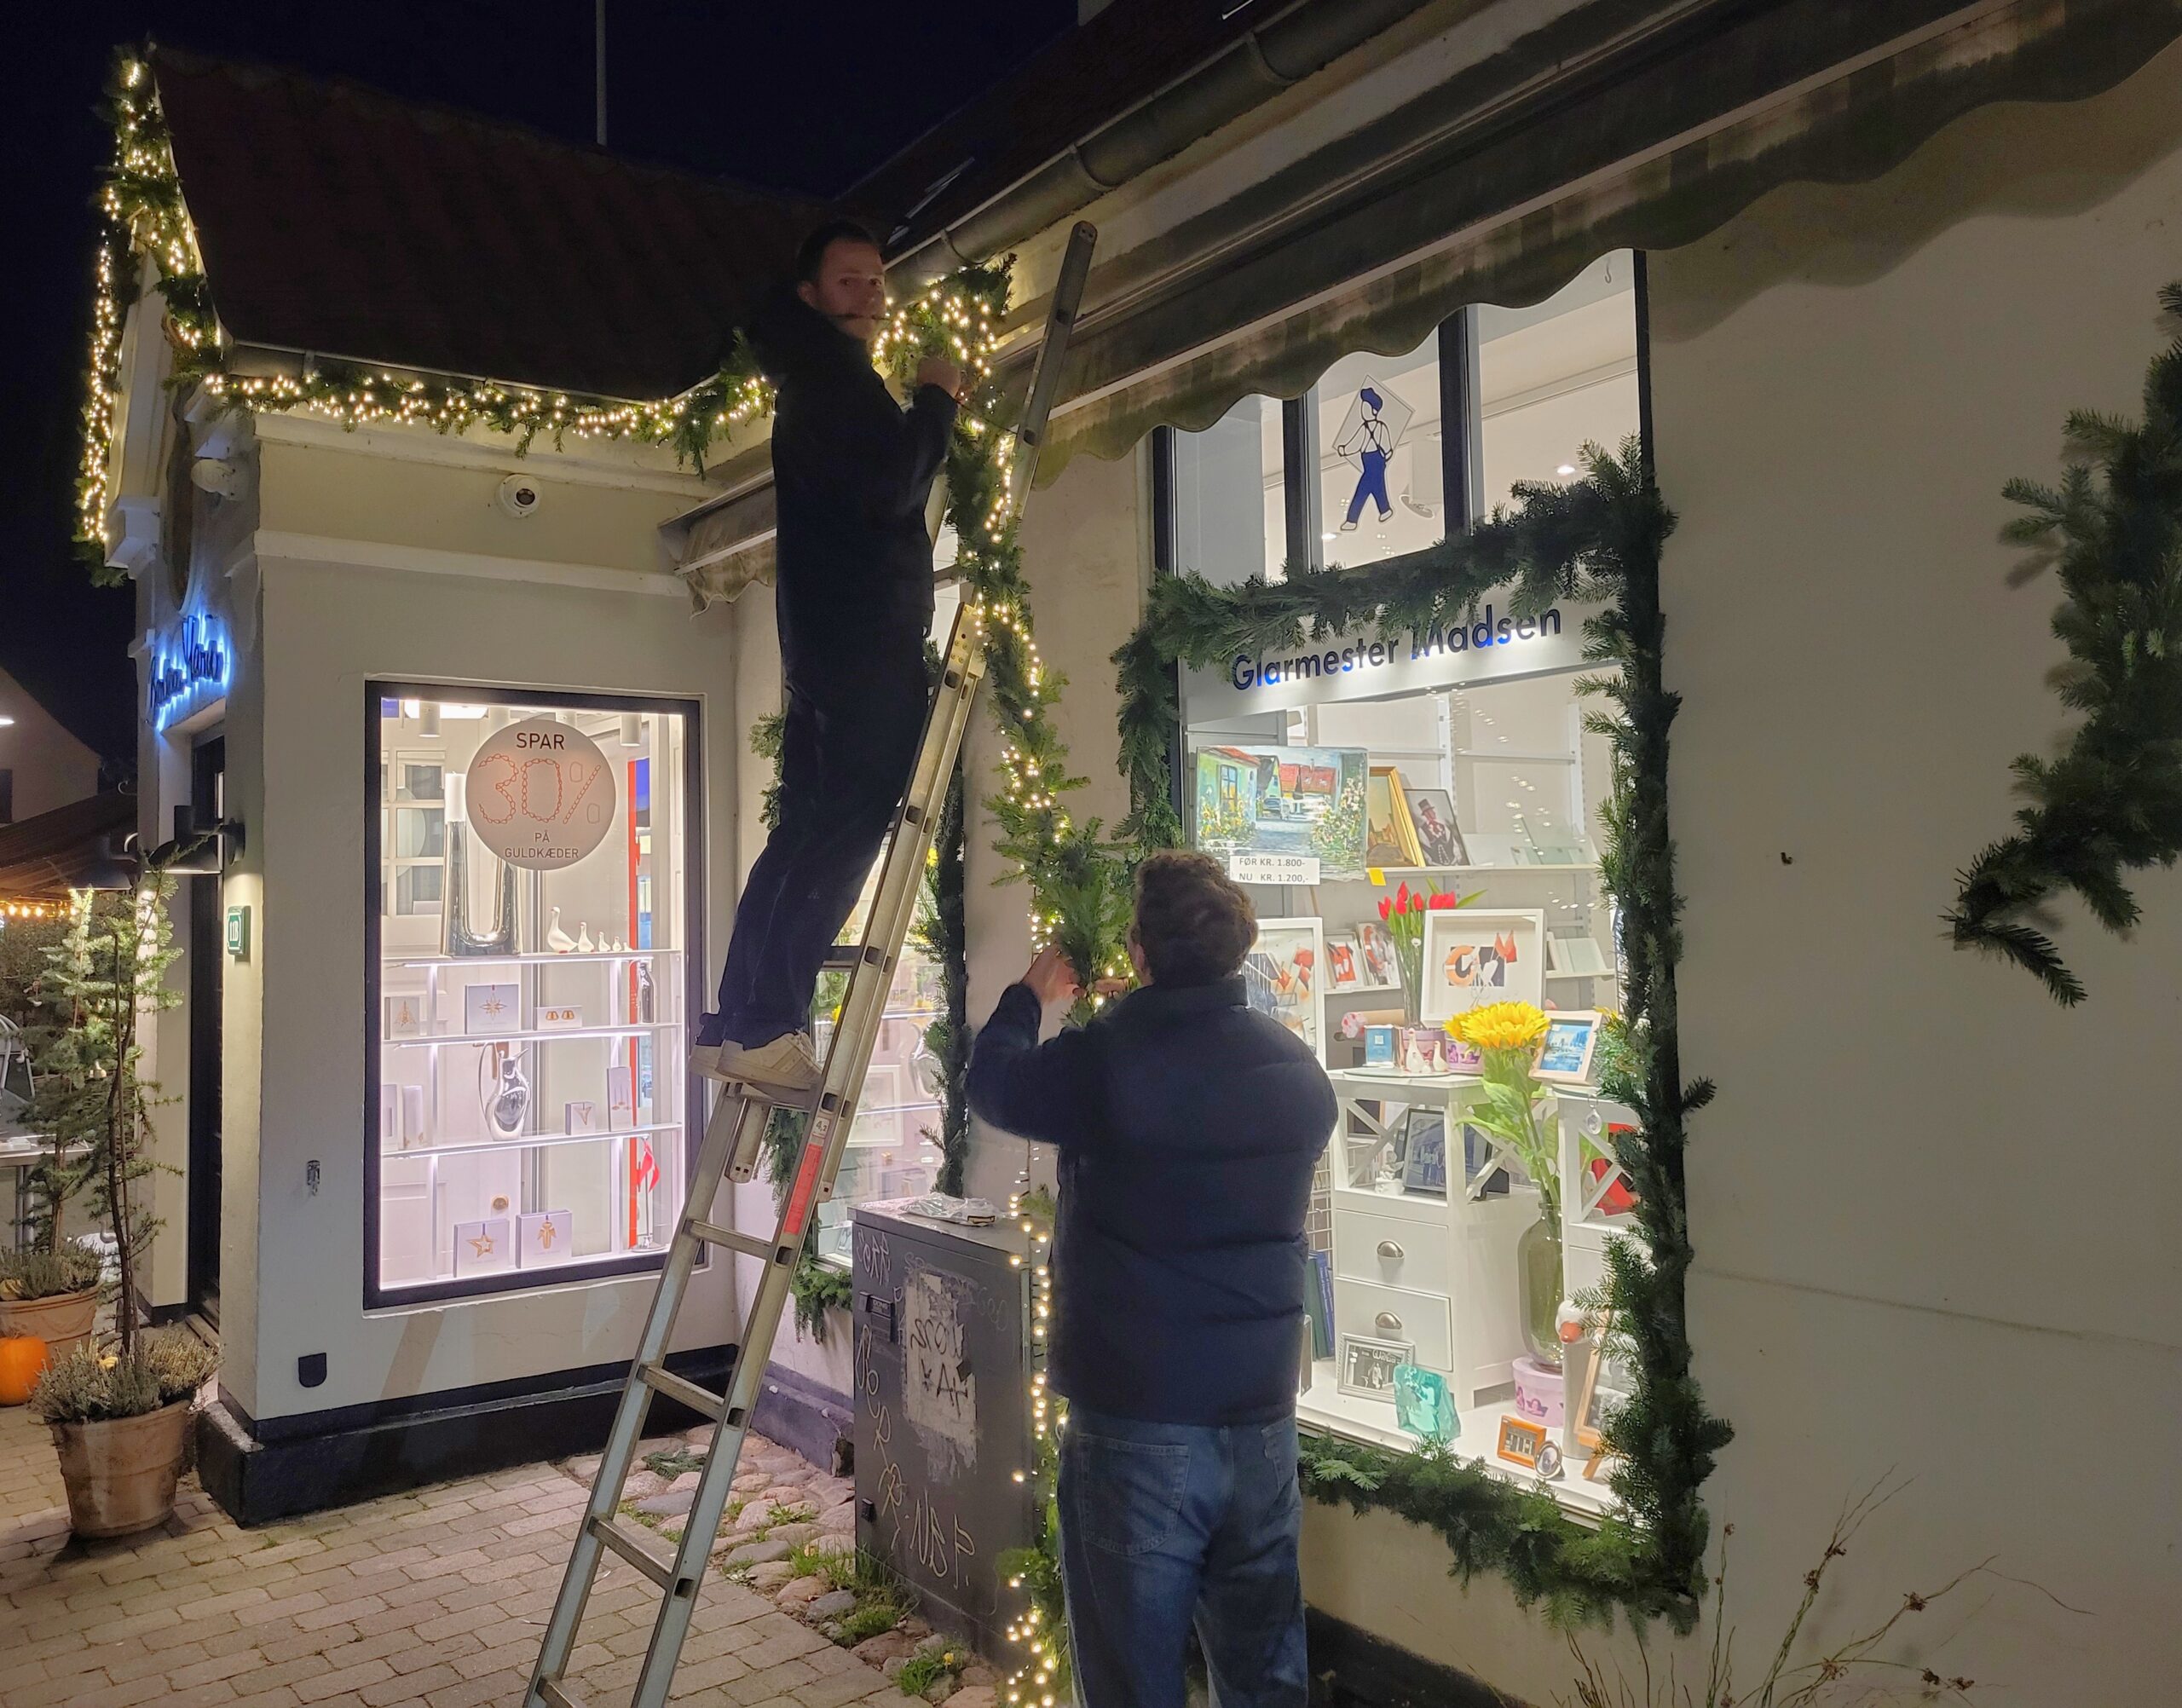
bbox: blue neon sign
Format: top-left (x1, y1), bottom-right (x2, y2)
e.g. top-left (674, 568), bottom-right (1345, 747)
top-left (149, 614), bottom-right (231, 731)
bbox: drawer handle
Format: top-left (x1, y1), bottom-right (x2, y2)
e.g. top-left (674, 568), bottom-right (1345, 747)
top-left (1374, 1311), bottom-right (1404, 1336)
top-left (1375, 1239), bottom-right (1405, 1262)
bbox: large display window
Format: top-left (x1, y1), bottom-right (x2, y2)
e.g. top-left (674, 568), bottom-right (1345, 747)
top-left (365, 684), bottom-right (701, 1307)
top-left (1171, 257), bottom-right (1641, 1500)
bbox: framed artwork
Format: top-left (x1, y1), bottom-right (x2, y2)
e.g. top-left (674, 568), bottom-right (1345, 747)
top-left (1327, 934), bottom-right (1363, 990)
top-left (1418, 909), bottom-right (1546, 1025)
top-left (1533, 1012), bottom-right (1602, 1083)
top-left (1393, 1363), bottom-right (1458, 1444)
top-left (1354, 920), bottom-right (1400, 987)
top-left (1365, 766), bottom-right (1423, 868)
top-left (1192, 745), bottom-right (1370, 878)
top-left (1243, 917), bottom-right (1325, 1062)
top-left (1403, 787), bottom-right (1469, 868)
top-left (1495, 1414), bottom-right (1548, 1469)
top-left (564, 1099), bottom-right (602, 1136)
top-left (464, 983), bottom-right (520, 1036)
top-left (538, 1005), bottom-right (585, 1031)
top-left (1574, 1315), bottom-right (1626, 1451)
top-left (1398, 1109), bottom-right (1448, 1194)
top-left (1337, 1333), bottom-right (1412, 1399)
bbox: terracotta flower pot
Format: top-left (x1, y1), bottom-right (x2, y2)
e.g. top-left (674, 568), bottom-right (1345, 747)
top-left (49, 1398), bottom-right (194, 1538)
top-left (0, 1287), bottom-right (101, 1359)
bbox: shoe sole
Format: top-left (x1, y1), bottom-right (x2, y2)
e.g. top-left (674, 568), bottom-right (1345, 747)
top-left (688, 1043), bottom-right (822, 1093)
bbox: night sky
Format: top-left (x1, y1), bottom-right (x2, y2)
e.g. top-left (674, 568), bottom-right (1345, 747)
top-left (4, 1), bottom-right (1072, 767)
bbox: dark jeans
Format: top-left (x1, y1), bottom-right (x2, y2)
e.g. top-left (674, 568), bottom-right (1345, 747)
top-left (699, 640), bottom-right (929, 1049)
top-left (1057, 1406), bottom-right (1307, 1708)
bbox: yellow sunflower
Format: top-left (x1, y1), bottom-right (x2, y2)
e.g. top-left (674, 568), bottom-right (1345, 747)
top-left (1446, 1001), bottom-right (1550, 1053)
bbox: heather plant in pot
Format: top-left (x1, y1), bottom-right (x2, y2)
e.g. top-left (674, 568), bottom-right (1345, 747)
top-left (23, 880), bottom-right (214, 1537)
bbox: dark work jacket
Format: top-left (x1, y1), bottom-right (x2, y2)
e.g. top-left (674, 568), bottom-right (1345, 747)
top-left (967, 978), bottom-right (1336, 1426)
top-left (744, 290), bottom-right (957, 686)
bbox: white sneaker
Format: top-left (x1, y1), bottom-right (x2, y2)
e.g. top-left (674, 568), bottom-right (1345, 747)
top-left (691, 1032), bottom-right (823, 1093)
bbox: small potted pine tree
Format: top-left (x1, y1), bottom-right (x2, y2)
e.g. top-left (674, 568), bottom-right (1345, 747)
top-left (26, 880), bottom-right (216, 1537)
top-left (0, 917), bottom-right (104, 1376)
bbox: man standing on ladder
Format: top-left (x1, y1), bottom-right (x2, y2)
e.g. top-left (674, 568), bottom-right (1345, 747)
top-left (694, 221), bottom-right (966, 1093)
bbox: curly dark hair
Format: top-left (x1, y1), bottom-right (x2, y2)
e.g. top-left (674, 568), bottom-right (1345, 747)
top-left (1131, 851), bottom-right (1257, 989)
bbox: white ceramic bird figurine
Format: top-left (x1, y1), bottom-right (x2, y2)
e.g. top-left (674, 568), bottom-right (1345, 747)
top-left (576, 921), bottom-right (595, 953)
top-left (546, 909), bottom-right (575, 954)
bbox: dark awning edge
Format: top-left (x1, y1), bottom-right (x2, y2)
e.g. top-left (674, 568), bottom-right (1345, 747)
top-left (1035, 0), bottom-right (2182, 481)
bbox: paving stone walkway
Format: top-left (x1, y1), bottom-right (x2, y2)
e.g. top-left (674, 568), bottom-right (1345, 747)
top-left (0, 1394), bottom-right (983, 1708)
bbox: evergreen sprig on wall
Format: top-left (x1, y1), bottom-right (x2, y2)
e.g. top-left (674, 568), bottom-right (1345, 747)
top-left (1113, 441), bottom-right (1729, 1628)
top-left (1946, 281), bottom-right (2182, 1005)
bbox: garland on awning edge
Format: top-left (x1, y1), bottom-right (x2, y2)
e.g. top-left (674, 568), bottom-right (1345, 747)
top-left (1111, 441), bottom-right (1730, 1630)
top-left (1945, 281), bottom-right (2182, 1006)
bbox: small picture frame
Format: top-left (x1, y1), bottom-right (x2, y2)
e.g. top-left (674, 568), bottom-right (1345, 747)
top-left (1534, 1440), bottom-right (1564, 1480)
top-left (1354, 920), bottom-right (1400, 988)
top-left (1361, 1024), bottom-right (1397, 1067)
top-left (1399, 1110), bottom-right (1448, 1195)
top-left (384, 992), bottom-right (426, 1039)
top-left (1336, 1333), bottom-right (1413, 1400)
top-left (465, 983), bottom-right (521, 1036)
top-left (564, 1099), bottom-right (602, 1136)
top-left (1327, 934), bottom-right (1363, 991)
top-left (1392, 1362), bottom-right (1458, 1445)
top-left (1533, 1011), bottom-right (1602, 1084)
top-left (1574, 1313), bottom-right (1625, 1452)
top-left (537, 1005), bottom-right (585, 1031)
top-left (1495, 1414), bottom-right (1548, 1469)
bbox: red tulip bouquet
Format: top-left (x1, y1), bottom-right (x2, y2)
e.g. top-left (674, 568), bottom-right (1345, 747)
top-left (1374, 880), bottom-right (1481, 1024)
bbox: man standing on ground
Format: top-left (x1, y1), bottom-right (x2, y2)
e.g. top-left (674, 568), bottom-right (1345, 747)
top-left (695, 221), bottom-right (965, 1092)
top-left (967, 851), bottom-right (1336, 1708)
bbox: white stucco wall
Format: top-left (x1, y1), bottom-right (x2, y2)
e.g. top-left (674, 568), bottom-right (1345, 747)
top-left (1296, 39), bottom-right (2182, 1708)
top-left (218, 427), bottom-right (742, 1423)
top-left (0, 666), bottom-right (100, 825)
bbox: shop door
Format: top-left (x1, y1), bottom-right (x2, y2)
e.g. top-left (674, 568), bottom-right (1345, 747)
top-left (187, 736), bottom-right (224, 1323)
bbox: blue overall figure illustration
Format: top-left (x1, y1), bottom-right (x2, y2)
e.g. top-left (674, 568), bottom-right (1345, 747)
top-left (1336, 385), bottom-right (1396, 531)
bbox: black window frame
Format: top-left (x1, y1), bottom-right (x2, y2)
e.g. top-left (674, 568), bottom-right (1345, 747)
top-left (361, 679), bottom-right (706, 1311)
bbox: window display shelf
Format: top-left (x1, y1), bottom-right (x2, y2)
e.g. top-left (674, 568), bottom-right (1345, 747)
top-left (382, 1023), bottom-right (677, 1049)
top-left (1544, 969), bottom-right (1617, 983)
top-left (1297, 1382), bottom-right (1615, 1519)
top-left (384, 1122), bottom-right (682, 1161)
top-left (394, 949), bottom-right (685, 969)
top-left (1320, 865), bottom-right (1599, 879)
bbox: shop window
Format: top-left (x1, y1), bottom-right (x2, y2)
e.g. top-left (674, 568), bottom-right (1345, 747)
top-left (1171, 394), bottom-right (1284, 586)
top-left (1309, 329), bottom-right (1447, 566)
top-left (1163, 253), bottom-right (1642, 1492)
top-left (367, 687), bottom-right (701, 1306)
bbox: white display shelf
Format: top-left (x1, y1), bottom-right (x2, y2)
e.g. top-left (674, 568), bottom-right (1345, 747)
top-left (384, 1122), bottom-right (681, 1161)
top-left (383, 1023), bottom-right (676, 1049)
top-left (1297, 1380), bottom-right (1616, 1519)
top-left (394, 949), bottom-right (684, 969)
top-left (1321, 865), bottom-right (1599, 879)
top-left (1544, 969), bottom-right (1618, 983)
top-left (1327, 982), bottom-right (1405, 996)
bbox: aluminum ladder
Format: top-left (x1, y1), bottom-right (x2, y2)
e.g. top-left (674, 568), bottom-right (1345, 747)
top-left (525, 220), bottom-right (1096, 1708)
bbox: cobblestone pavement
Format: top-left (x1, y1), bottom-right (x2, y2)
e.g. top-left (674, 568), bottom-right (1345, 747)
top-left (0, 1396), bottom-right (990, 1708)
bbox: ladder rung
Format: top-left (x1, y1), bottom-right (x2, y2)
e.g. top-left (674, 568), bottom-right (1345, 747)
top-left (588, 1515), bottom-right (676, 1592)
top-left (534, 1680), bottom-right (584, 1708)
top-left (684, 1217), bottom-right (776, 1263)
top-left (638, 1363), bottom-right (725, 1422)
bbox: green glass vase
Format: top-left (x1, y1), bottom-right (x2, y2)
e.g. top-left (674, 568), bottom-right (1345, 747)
top-left (1517, 1210), bottom-right (1564, 1368)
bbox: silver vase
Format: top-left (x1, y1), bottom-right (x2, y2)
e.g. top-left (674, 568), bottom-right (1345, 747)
top-left (483, 1047), bottom-right (532, 1140)
top-left (444, 821), bottom-right (517, 957)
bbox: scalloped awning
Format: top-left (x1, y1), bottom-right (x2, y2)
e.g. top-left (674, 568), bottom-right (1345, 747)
top-left (1032, 0), bottom-right (2182, 481)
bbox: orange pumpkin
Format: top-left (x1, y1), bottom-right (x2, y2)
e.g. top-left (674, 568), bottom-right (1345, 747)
top-left (0, 1334), bottom-right (49, 1405)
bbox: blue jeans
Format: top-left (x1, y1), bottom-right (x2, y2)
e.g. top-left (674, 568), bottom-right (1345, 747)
top-left (1057, 1407), bottom-right (1307, 1708)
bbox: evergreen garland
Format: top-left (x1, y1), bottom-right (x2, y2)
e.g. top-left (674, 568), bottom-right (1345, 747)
top-left (1946, 281), bottom-right (2182, 1005)
top-left (1112, 442), bottom-right (1729, 1629)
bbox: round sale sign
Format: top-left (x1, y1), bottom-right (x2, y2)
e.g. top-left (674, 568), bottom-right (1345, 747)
top-left (463, 717), bottom-right (618, 869)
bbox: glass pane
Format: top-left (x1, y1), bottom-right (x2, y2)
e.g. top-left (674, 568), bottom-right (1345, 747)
top-left (1478, 251), bottom-right (1640, 511)
top-left (1172, 395), bottom-right (1284, 586)
top-left (374, 692), bottom-right (692, 1297)
top-left (1313, 331), bottom-right (1444, 566)
top-left (395, 807), bottom-right (445, 859)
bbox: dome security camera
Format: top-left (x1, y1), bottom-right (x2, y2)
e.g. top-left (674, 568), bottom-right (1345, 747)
top-left (190, 457), bottom-right (249, 500)
top-left (498, 474), bottom-right (543, 518)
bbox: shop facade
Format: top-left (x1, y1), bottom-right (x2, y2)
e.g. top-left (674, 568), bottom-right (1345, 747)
top-left (73, 6), bottom-right (2182, 1703)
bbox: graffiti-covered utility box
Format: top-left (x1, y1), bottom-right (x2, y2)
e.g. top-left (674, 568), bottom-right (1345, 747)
top-left (851, 1200), bottom-right (1038, 1659)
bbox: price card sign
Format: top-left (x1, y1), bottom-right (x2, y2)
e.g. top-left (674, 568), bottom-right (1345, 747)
top-left (464, 717), bottom-right (617, 869)
top-left (1229, 851), bottom-right (1320, 886)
